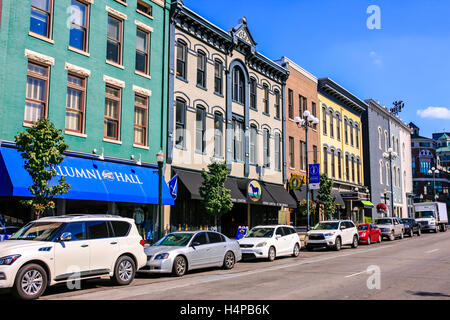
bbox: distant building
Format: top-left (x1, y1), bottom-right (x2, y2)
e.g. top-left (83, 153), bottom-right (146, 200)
top-left (409, 123), bottom-right (450, 208)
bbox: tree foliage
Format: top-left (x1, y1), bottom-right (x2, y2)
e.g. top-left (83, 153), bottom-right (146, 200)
top-left (316, 174), bottom-right (336, 220)
top-left (199, 160), bottom-right (234, 227)
top-left (14, 118), bottom-right (70, 219)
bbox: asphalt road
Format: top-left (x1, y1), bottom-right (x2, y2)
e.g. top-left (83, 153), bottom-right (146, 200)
top-left (2, 231), bottom-right (450, 300)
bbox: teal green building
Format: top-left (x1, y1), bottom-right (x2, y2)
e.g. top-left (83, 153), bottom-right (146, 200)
top-left (0, 0), bottom-right (173, 238)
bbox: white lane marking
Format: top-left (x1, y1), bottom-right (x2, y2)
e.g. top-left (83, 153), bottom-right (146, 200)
top-left (345, 270), bottom-right (367, 278)
top-left (426, 249), bottom-right (439, 254)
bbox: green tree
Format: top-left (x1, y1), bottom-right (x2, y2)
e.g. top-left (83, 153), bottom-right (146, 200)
top-left (14, 118), bottom-right (70, 219)
top-left (316, 174), bottom-right (336, 220)
top-left (199, 160), bottom-right (234, 227)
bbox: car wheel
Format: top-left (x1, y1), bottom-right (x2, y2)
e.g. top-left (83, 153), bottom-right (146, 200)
top-left (111, 255), bottom-right (136, 286)
top-left (292, 243), bottom-right (300, 257)
top-left (351, 236), bottom-right (358, 248)
top-left (367, 236), bottom-right (371, 245)
top-left (390, 231), bottom-right (395, 241)
top-left (13, 263), bottom-right (47, 300)
top-left (417, 229), bottom-right (421, 236)
top-left (410, 230), bottom-right (414, 237)
top-left (334, 237), bottom-right (342, 251)
top-left (377, 234), bottom-right (382, 243)
top-left (223, 251), bottom-right (235, 270)
top-left (268, 246), bottom-right (276, 261)
top-left (400, 232), bottom-right (404, 239)
top-left (172, 255), bottom-right (187, 277)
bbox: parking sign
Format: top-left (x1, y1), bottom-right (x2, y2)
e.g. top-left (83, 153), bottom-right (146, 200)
top-left (309, 164), bottom-right (320, 190)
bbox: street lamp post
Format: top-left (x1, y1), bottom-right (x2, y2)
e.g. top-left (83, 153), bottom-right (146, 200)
top-left (383, 148), bottom-right (398, 217)
top-left (428, 167), bottom-right (439, 201)
top-left (295, 111), bottom-right (319, 231)
top-left (156, 148), bottom-right (165, 241)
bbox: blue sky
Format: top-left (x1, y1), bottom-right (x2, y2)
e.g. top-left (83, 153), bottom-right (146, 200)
top-left (184, 0), bottom-right (450, 138)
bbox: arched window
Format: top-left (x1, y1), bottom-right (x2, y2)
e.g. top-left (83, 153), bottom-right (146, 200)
top-left (384, 131), bottom-right (388, 151)
top-left (275, 133), bottom-right (281, 171)
top-left (175, 98), bottom-right (186, 148)
top-left (196, 50), bottom-right (206, 88)
top-left (195, 105), bottom-right (206, 153)
top-left (351, 156), bottom-right (355, 182)
top-left (397, 167), bottom-right (401, 187)
top-left (250, 124), bottom-right (258, 165)
top-left (396, 138), bottom-right (399, 155)
top-left (386, 162), bottom-right (390, 186)
top-left (263, 128), bottom-right (270, 168)
top-left (357, 158), bottom-right (361, 184)
top-left (322, 107), bottom-right (327, 135)
top-left (263, 84), bottom-right (269, 114)
top-left (250, 77), bottom-right (257, 109)
top-left (331, 149), bottom-right (336, 178)
top-left (355, 123), bottom-right (359, 149)
top-left (274, 90), bottom-right (280, 118)
top-left (345, 154), bottom-right (350, 181)
top-left (323, 146), bottom-right (328, 175)
top-left (337, 151), bottom-right (342, 179)
top-left (232, 67), bottom-right (245, 104)
top-left (336, 113), bottom-right (341, 140)
top-left (379, 160), bottom-right (384, 184)
top-left (378, 127), bottom-right (382, 149)
top-left (330, 111), bottom-right (334, 138)
top-left (214, 60), bottom-right (223, 94)
top-left (344, 118), bottom-right (348, 144)
top-left (214, 111), bottom-right (223, 157)
top-left (349, 121), bottom-right (354, 146)
top-left (176, 40), bottom-right (187, 79)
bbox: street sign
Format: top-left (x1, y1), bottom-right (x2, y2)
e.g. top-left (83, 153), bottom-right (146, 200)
top-left (309, 164), bottom-right (320, 190)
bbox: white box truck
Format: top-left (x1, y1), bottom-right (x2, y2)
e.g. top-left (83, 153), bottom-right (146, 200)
top-left (414, 202), bottom-right (448, 233)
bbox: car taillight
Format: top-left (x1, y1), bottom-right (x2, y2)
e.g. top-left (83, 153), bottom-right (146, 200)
top-left (140, 240), bottom-right (145, 247)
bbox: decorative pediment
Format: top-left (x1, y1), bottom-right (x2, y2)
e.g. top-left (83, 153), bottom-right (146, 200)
top-left (230, 17), bottom-right (257, 51)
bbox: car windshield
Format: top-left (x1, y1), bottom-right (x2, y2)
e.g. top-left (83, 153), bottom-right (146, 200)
top-left (9, 222), bottom-right (63, 241)
top-left (155, 233), bottom-right (193, 247)
top-left (313, 222), bottom-right (339, 230)
top-left (402, 219), bottom-right (413, 225)
top-left (245, 228), bottom-right (274, 238)
top-left (357, 225), bottom-right (369, 231)
top-left (375, 219), bottom-right (393, 225)
top-left (415, 211), bottom-right (434, 219)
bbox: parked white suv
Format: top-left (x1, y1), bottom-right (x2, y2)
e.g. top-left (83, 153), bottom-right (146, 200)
top-left (238, 225), bottom-right (301, 261)
top-left (305, 220), bottom-right (359, 251)
top-left (0, 215), bottom-right (147, 300)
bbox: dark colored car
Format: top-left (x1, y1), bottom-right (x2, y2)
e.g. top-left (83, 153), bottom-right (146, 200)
top-left (0, 226), bottom-right (21, 241)
top-left (400, 218), bottom-right (421, 237)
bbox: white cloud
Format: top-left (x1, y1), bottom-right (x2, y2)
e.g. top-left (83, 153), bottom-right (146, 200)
top-left (417, 107), bottom-right (450, 120)
top-left (369, 51), bottom-right (382, 66)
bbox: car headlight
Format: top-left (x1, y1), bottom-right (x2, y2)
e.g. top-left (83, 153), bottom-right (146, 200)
top-left (0, 254), bottom-right (21, 265)
top-left (323, 232), bottom-right (335, 237)
top-left (430, 221), bottom-right (435, 225)
top-left (256, 242), bottom-right (267, 248)
top-left (154, 253), bottom-right (169, 260)
top-left (360, 233), bottom-right (366, 237)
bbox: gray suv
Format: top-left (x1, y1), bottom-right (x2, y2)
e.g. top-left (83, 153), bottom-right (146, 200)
top-left (375, 217), bottom-right (405, 241)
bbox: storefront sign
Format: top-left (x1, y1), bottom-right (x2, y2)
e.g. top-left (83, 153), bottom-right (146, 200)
top-left (235, 227), bottom-right (248, 240)
top-left (247, 180), bottom-right (262, 202)
top-left (341, 192), bottom-right (359, 199)
top-left (289, 174), bottom-right (304, 191)
top-left (54, 166), bottom-right (144, 185)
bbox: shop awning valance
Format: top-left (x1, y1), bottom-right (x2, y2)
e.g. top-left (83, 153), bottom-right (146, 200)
top-left (358, 200), bottom-right (374, 208)
top-left (264, 183), bottom-right (297, 208)
top-left (333, 190), bottom-right (345, 207)
top-left (174, 169), bottom-right (247, 204)
top-left (0, 147), bottom-right (174, 205)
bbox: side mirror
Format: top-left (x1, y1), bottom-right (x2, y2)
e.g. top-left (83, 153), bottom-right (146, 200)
top-left (191, 241), bottom-right (201, 247)
top-left (59, 232), bottom-right (72, 242)
top-left (275, 234), bottom-right (281, 239)
top-left (340, 226), bottom-right (346, 230)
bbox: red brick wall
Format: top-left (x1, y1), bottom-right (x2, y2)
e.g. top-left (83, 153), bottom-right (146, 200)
top-left (284, 63), bottom-right (320, 185)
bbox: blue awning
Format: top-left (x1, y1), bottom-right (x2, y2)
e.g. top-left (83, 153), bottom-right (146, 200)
top-left (0, 147), bottom-right (174, 205)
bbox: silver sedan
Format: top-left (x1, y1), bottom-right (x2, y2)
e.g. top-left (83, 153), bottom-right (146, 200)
top-left (139, 231), bottom-right (242, 277)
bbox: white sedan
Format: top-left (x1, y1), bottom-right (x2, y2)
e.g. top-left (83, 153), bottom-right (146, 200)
top-left (238, 225), bottom-right (301, 261)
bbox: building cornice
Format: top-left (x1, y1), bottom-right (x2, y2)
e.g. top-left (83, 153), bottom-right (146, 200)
top-left (318, 78), bottom-right (367, 114)
top-left (365, 99), bottom-right (413, 133)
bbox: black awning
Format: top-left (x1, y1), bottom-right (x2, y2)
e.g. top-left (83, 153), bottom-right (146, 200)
top-left (225, 177), bottom-right (248, 204)
top-left (333, 190), bottom-right (345, 207)
top-left (175, 169), bottom-right (203, 200)
top-left (236, 179), bottom-right (278, 207)
top-left (174, 169), bottom-right (247, 203)
top-left (263, 183), bottom-right (297, 208)
top-left (292, 189), bottom-right (306, 202)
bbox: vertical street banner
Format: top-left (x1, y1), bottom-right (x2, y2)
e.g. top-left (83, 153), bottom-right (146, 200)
top-left (309, 164), bottom-right (320, 190)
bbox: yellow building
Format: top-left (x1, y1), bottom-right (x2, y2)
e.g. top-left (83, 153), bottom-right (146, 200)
top-left (317, 78), bottom-right (372, 222)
